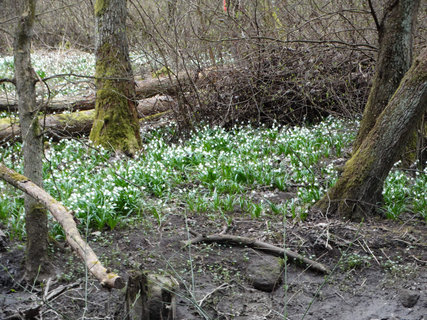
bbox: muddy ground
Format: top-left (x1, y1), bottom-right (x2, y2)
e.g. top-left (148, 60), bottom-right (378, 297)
top-left (1, 208), bottom-right (426, 320)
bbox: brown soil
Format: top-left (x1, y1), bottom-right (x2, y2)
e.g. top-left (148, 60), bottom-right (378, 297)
top-left (1, 210), bottom-right (426, 320)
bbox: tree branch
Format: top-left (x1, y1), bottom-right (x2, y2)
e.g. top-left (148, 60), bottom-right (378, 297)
top-left (368, 0), bottom-right (380, 31)
top-left (198, 35), bottom-right (377, 51)
top-left (0, 78), bottom-right (16, 85)
top-left (183, 233), bottom-right (330, 274)
top-left (0, 163), bottom-right (125, 289)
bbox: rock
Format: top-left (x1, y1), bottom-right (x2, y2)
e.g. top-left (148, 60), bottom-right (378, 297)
top-left (246, 255), bottom-right (283, 292)
top-left (399, 289), bottom-right (420, 308)
top-left (0, 229), bottom-right (7, 251)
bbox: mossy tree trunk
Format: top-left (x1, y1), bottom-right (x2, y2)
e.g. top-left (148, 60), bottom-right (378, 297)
top-left (315, 48), bottom-right (427, 221)
top-left (90, 0), bottom-right (141, 155)
top-left (353, 0), bottom-right (420, 151)
top-left (13, 0), bottom-right (49, 280)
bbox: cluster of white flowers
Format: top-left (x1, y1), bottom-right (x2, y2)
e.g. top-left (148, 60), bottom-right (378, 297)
top-left (1, 116), bottom-right (425, 238)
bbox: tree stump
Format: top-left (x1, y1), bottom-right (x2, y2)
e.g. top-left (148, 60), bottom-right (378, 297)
top-left (124, 271), bottom-right (178, 320)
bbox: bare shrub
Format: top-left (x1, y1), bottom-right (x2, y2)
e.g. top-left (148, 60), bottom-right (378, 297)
top-left (190, 44), bottom-right (373, 127)
top-left (1, 0), bottom-right (425, 129)
top-left (128, 0), bottom-right (383, 128)
top-left (0, 0), bottom-right (94, 53)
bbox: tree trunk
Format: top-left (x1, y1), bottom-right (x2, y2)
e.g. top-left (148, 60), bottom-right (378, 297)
top-left (14, 0), bottom-right (49, 281)
top-left (0, 95), bottom-right (173, 143)
top-left (90, 0), bottom-right (141, 155)
top-left (0, 163), bottom-right (124, 289)
top-left (353, 0), bottom-right (420, 151)
top-left (315, 48), bottom-right (427, 221)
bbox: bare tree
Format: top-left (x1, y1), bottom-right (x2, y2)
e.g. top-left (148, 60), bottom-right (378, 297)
top-left (13, 0), bottom-right (49, 280)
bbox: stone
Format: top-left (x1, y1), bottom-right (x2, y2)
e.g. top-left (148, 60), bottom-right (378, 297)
top-left (0, 229), bottom-right (7, 251)
top-left (246, 255), bottom-right (283, 292)
top-left (399, 289), bottom-right (420, 308)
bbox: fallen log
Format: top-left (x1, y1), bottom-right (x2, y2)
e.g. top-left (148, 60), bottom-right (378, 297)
top-left (0, 163), bottom-right (125, 289)
top-left (0, 71), bottom-right (192, 113)
top-left (0, 95), bottom-right (174, 143)
top-left (183, 233), bottom-right (331, 274)
top-left (0, 94), bottom-right (95, 113)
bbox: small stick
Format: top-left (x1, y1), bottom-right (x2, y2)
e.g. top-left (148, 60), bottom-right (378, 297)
top-left (198, 283), bottom-right (230, 307)
top-left (183, 233), bottom-right (330, 274)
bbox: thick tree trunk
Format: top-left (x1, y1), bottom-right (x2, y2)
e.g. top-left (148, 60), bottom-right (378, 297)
top-left (353, 0), bottom-right (420, 151)
top-left (0, 95), bottom-right (173, 143)
top-left (90, 0), bottom-right (141, 155)
top-left (14, 0), bottom-right (49, 280)
top-left (0, 163), bottom-right (124, 289)
top-left (315, 48), bottom-right (427, 221)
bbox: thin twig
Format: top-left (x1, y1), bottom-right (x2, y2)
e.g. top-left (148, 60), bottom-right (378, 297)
top-left (198, 283), bottom-right (230, 307)
top-left (368, 0), bottom-right (381, 31)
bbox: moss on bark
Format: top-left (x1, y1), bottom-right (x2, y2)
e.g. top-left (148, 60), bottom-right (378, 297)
top-left (94, 0), bottom-right (108, 16)
top-left (316, 48), bottom-right (427, 221)
top-left (90, 1), bottom-right (141, 155)
top-left (353, 0), bottom-right (420, 151)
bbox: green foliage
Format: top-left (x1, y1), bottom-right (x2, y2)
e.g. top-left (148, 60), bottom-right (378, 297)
top-left (382, 163), bottom-right (427, 220)
top-left (151, 65), bottom-right (172, 78)
top-left (339, 252), bottom-right (372, 271)
top-left (0, 117), bottom-right (425, 241)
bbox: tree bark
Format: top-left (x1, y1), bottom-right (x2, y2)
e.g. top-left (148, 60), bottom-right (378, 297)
top-left (0, 163), bottom-right (125, 289)
top-left (0, 95), bottom-right (173, 143)
top-left (315, 48), bottom-right (427, 221)
top-left (13, 0), bottom-right (49, 281)
top-left (90, 0), bottom-right (141, 155)
top-left (353, 0), bottom-right (420, 151)
top-left (124, 271), bottom-right (178, 320)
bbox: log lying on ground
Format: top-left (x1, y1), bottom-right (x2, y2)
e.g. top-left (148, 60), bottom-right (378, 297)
top-left (0, 95), bottom-right (173, 143)
top-left (0, 163), bottom-right (125, 289)
top-left (183, 233), bottom-right (330, 274)
top-left (0, 71), bottom-right (192, 113)
top-left (0, 94), bottom-right (95, 113)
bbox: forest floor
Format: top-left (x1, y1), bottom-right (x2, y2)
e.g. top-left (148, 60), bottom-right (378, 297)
top-left (0, 50), bottom-right (426, 319)
top-left (1, 207), bottom-right (426, 320)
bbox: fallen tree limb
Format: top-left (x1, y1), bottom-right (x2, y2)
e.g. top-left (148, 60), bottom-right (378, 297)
top-left (0, 95), bottom-right (173, 143)
top-left (0, 71), bottom-right (192, 113)
top-left (0, 163), bottom-right (125, 289)
top-left (0, 94), bottom-right (95, 113)
top-left (183, 233), bottom-right (330, 274)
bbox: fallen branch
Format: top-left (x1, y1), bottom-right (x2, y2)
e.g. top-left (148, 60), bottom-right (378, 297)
top-left (0, 71), bottom-right (193, 113)
top-left (3, 280), bottom-right (82, 320)
top-left (0, 95), bottom-right (173, 143)
top-left (183, 233), bottom-right (330, 274)
top-left (0, 163), bottom-right (125, 289)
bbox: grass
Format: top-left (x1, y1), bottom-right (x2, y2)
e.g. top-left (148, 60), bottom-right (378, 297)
top-left (0, 117), bottom-right (426, 241)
